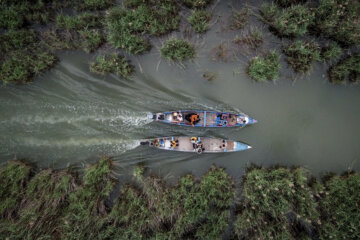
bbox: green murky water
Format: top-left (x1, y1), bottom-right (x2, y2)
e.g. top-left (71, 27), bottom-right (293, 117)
top-left (0, 1), bottom-right (359, 178)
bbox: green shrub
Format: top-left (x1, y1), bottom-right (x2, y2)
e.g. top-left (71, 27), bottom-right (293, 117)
top-left (90, 54), bottom-right (134, 77)
top-left (317, 174), bottom-right (360, 239)
top-left (321, 42), bottom-right (342, 61)
top-left (283, 40), bottom-right (321, 73)
top-left (188, 10), bottom-right (212, 33)
top-left (56, 13), bottom-right (103, 30)
top-left (261, 3), bottom-right (314, 37)
top-left (160, 38), bottom-right (195, 61)
top-left (328, 53), bottom-right (360, 84)
top-left (247, 51), bottom-right (280, 82)
top-left (183, 0), bottom-right (213, 9)
top-left (313, 0), bottom-right (360, 46)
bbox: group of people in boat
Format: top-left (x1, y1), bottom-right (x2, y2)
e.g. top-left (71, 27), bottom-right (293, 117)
top-left (190, 137), bottom-right (205, 154)
top-left (172, 112), bottom-right (200, 126)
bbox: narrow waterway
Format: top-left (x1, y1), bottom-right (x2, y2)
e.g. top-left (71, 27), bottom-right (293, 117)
top-left (0, 1), bottom-right (359, 178)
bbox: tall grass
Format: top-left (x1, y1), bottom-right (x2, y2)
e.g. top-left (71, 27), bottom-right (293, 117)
top-left (283, 40), bottom-right (321, 73)
top-left (328, 53), bottom-right (360, 84)
top-left (89, 54), bottom-right (134, 77)
top-left (261, 3), bottom-right (314, 37)
top-left (247, 51), bottom-right (280, 82)
top-left (160, 38), bottom-right (195, 62)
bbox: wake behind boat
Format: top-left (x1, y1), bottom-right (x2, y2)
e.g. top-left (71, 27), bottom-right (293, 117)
top-left (149, 110), bottom-right (257, 127)
top-left (140, 136), bottom-right (251, 153)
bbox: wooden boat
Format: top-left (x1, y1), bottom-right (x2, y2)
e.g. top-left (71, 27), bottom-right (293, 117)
top-left (149, 110), bottom-right (257, 127)
top-left (140, 136), bottom-right (251, 153)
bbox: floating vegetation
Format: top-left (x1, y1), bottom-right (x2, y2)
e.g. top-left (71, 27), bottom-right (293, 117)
top-left (203, 71), bottom-right (217, 81)
top-left (0, 159), bottom-right (359, 239)
top-left (321, 42), bottom-right (342, 62)
top-left (90, 54), bottom-right (134, 77)
top-left (261, 3), bottom-right (314, 38)
top-left (313, 0), bottom-right (360, 46)
top-left (230, 7), bottom-right (249, 30)
top-left (160, 38), bottom-right (195, 62)
top-left (328, 53), bottom-right (360, 84)
top-left (283, 40), bottom-right (321, 73)
top-left (247, 51), bottom-right (280, 82)
top-left (210, 42), bottom-right (233, 62)
top-left (106, 1), bottom-right (179, 54)
top-left (188, 10), bottom-right (212, 34)
top-left (233, 27), bottom-right (264, 50)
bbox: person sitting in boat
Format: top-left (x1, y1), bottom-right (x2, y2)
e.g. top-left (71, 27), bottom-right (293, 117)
top-left (171, 140), bottom-right (177, 148)
top-left (185, 113), bottom-right (200, 126)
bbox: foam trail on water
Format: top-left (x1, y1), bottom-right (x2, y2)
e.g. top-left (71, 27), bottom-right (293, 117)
top-left (20, 137), bottom-right (141, 152)
top-left (2, 111), bottom-right (153, 127)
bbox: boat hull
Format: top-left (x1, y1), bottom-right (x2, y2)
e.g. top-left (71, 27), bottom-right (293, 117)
top-left (141, 136), bottom-right (251, 153)
top-left (149, 110), bottom-right (257, 127)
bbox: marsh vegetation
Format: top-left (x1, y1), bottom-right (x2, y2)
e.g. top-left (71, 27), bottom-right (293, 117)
top-left (0, 159), bottom-right (358, 239)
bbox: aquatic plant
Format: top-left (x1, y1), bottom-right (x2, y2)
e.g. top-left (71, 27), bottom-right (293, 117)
top-left (230, 7), bottom-right (249, 30)
top-left (233, 27), bottom-right (264, 50)
top-left (106, 1), bottom-right (179, 54)
top-left (0, 48), bottom-right (57, 84)
top-left (74, 0), bottom-right (114, 10)
top-left (203, 71), bottom-right (217, 81)
top-left (12, 170), bottom-right (76, 239)
top-left (312, 0), bottom-right (360, 46)
top-left (183, 0), bottom-right (213, 9)
top-left (104, 185), bottom-right (151, 239)
top-left (316, 173), bottom-right (360, 239)
top-left (274, 0), bottom-right (306, 7)
top-left (188, 10), bottom-right (212, 34)
top-left (90, 54), bottom-right (134, 77)
top-left (0, 161), bottom-right (31, 218)
top-left (210, 42), bottom-right (233, 62)
top-left (56, 13), bottom-right (103, 30)
top-left (328, 53), bottom-right (360, 84)
top-left (0, 159), bottom-right (359, 239)
top-left (234, 167), bottom-right (320, 239)
top-left (283, 40), bottom-right (321, 73)
top-left (321, 42), bottom-right (342, 62)
top-left (61, 157), bottom-right (116, 239)
top-left (247, 51), bottom-right (280, 82)
top-left (160, 38), bottom-right (195, 61)
top-left (173, 166), bottom-right (235, 239)
top-left (78, 29), bottom-right (105, 53)
top-left (261, 3), bottom-right (314, 38)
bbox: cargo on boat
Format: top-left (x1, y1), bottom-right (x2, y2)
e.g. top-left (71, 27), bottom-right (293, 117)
top-left (149, 110), bottom-right (257, 127)
top-left (140, 136), bottom-right (251, 153)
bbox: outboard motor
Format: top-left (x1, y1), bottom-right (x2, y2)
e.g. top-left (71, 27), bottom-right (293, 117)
top-left (140, 141), bottom-right (149, 145)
